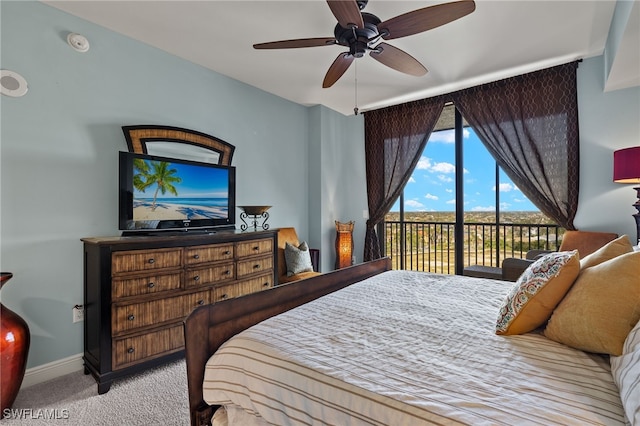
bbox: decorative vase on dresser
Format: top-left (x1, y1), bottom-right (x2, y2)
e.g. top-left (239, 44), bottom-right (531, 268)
top-left (1, 272), bottom-right (30, 417)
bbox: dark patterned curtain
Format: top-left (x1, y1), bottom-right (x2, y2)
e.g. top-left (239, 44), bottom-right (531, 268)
top-left (363, 96), bottom-right (446, 261)
top-left (452, 62), bottom-right (580, 229)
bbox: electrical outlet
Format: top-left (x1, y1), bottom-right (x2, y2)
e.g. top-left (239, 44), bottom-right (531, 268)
top-left (73, 306), bottom-right (84, 323)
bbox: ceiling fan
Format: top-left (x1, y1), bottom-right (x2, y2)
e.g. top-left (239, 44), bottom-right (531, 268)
top-left (253, 0), bottom-right (476, 88)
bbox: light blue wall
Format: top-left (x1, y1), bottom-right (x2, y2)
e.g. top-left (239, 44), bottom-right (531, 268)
top-left (576, 55), bottom-right (640, 241)
top-left (0, 1), bottom-right (366, 369)
top-left (308, 105), bottom-right (366, 272)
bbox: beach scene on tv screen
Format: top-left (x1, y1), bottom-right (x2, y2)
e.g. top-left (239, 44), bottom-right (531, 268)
top-left (132, 158), bottom-right (229, 221)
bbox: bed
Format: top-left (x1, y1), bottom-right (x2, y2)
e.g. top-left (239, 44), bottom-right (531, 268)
top-left (184, 255), bottom-right (639, 426)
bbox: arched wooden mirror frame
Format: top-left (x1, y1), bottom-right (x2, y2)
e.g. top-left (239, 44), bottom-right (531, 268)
top-left (122, 125), bottom-right (235, 165)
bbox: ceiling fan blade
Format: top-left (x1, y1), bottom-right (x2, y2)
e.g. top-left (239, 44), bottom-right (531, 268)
top-left (326, 0), bottom-right (364, 28)
top-left (379, 0), bottom-right (476, 40)
top-left (323, 52), bottom-right (355, 88)
top-left (370, 43), bottom-right (428, 76)
top-left (253, 37), bottom-right (337, 49)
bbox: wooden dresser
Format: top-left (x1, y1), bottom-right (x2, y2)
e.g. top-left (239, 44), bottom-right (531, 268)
top-left (81, 230), bottom-right (277, 393)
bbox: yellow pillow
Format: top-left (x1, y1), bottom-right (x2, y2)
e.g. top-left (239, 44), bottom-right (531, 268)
top-left (496, 250), bottom-right (580, 335)
top-left (580, 234), bottom-right (632, 269)
top-left (544, 251), bottom-right (640, 356)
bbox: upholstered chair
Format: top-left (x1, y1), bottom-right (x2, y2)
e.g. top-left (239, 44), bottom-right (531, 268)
top-left (277, 228), bottom-right (321, 284)
top-left (501, 230), bottom-right (618, 281)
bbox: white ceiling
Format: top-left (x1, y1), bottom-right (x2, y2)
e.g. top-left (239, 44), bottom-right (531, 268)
top-left (43, 1), bottom-right (639, 116)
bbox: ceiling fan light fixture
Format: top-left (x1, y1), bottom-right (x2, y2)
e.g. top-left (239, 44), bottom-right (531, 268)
top-left (255, 0), bottom-right (475, 87)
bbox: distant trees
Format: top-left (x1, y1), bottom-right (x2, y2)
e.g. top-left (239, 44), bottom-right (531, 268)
top-left (382, 211), bottom-right (563, 272)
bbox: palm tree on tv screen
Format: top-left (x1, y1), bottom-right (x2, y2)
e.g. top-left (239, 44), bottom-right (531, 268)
top-left (133, 159), bottom-right (182, 211)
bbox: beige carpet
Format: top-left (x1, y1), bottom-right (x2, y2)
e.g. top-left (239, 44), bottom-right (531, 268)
top-left (2, 359), bottom-right (189, 425)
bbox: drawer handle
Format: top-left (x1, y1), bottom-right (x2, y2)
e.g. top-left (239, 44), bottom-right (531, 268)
top-left (148, 258), bottom-right (155, 264)
top-left (128, 314), bottom-right (135, 321)
top-left (252, 246), bottom-right (259, 251)
top-left (127, 347), bottom-right (135, 354)
top-left (263, 282), bottom-right (269, 287)
top-left (253, 264), bottom-right (260, 269)
top-left (224, 250), bottom-right (231, 255)
top-left (147, 282), bottom-right (155, 288)
top-left (193, 275), bottom-right (200, 282)
top-left (220, 294), bottom-right (228, 300)
top-left (193, 254), bottom-right (200, 259)
top-left (223, 270), bottom-right (231, 275)
top-left (197, 299), bottom-right (205, 305)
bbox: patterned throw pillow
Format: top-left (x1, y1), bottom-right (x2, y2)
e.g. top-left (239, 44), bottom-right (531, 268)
top-left (611, 318), bottom-right (640, 425)
top-left (284, 241), bottom-right (314, 277)
top-left (496, 250), bottom-right (580, 335)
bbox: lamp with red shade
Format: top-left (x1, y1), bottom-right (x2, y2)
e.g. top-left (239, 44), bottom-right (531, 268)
top-left (613, 146), bottom-right (640, 244)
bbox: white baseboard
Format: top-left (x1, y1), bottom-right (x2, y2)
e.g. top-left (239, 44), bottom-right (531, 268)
top-left (21, 353), bottom-right (84, 389)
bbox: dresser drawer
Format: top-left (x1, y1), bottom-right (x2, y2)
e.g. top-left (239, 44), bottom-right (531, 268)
top-left (112, 324), bottom-right (184, 370)
top-left (112, 272), bottom-right (182, 300)
top-left (237, 256), bottom-right (273, 278)
top-left (185, 263), bottom-right (235, 287)
top-left (112, 248), bottom-right (182, 275)
top-left (112, 290), bottom-right (210, 335)
top-left (236, 238), bottom-right (273, 258)
top-left (184, 243), bottom-right (234, 266)
top-left (212, 273), bottom-right (272, 302)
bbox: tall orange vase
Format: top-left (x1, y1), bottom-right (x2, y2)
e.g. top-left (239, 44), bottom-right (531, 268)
top-left (1, 272), bottom-right (30, 417)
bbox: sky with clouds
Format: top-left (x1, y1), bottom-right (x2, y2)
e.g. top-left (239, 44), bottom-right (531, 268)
top-left (391, 127), bottom-right (538, 212)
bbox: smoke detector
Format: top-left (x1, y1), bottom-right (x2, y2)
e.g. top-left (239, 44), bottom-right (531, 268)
top-left (67, 33), bottom-right (90, 53)
top-left (0, 70), bottom-right (28, 98)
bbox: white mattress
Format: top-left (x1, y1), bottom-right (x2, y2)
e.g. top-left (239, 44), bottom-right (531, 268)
top-left (203, 270), bottom-right (625, 425)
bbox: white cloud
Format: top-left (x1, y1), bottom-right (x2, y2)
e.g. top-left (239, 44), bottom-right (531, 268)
top-left (446, 199), bottom-right (456, 205)
top-left (415, 156), bottom-right (432, 170)
top-left (500, 202), bottom-right (511, 210)
top-left (415, 156), bottom-right (457, 176)
top-left (429, 129), bottom-right (455, 143)
top-left (408, 176), bottom-right (416, 183)
top-left (493, 183), bottom-right (516, 192)
top-left (405, 199), bottom-right (425, 208)
top-left (424, 193), bottom-right (439, 200)
top-left (432, 162), bottom-right (456, 173)
top-left (471, 205), bottom-right (496, 211)
top-left (445, 188), bottom-right (453, 193)
top-left (437, 174), bottom-right (453, 183)
top-left (429, 128), bottom-right (470, 143)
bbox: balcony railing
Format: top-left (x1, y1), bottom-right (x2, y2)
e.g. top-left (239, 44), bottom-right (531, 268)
top-left (382, 221), bottom-right (564, 274)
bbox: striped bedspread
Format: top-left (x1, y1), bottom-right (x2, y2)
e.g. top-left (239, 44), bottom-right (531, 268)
top-left (203, 270), bottom-right (625, 425)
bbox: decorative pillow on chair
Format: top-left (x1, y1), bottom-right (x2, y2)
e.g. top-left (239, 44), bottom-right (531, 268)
top-left (611, 318), bottom-right (640, 425)
top-left (496, 250), bottom-right (580, 336)
top-left (579, 234), bottom-right (633, 269)
top-left (544, 251), bottom-right (640, 356)
top-left (284, 241), bottom-right (314, 276)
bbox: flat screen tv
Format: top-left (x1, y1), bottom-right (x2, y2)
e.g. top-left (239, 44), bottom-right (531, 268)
top-left (118, 151), bottom-right (236, 235)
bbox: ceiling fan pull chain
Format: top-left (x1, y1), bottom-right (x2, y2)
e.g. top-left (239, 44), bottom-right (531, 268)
top-left (354, 60), bottom-right (359, 115)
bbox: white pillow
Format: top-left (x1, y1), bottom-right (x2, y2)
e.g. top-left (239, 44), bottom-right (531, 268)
top-left (284, 241), bottom-right (314, 276)
top-left (611, 318), bottom-right (640, 425)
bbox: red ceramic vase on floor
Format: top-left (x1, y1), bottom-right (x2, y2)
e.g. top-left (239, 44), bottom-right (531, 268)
top-left (1, 272), bottom-right (30, 418)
